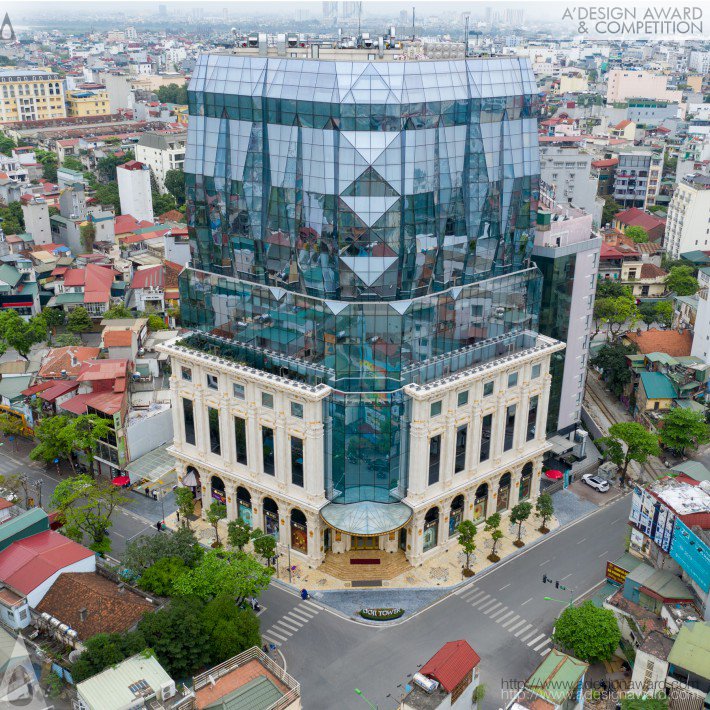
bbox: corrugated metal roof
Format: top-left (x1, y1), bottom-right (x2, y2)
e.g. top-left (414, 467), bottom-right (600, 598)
top-left (667, 622), bottom-right (710, 679)
top-left (525, 649), bottom-right (588, 704)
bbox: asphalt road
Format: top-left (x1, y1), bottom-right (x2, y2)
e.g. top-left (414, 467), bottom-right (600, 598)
top-left (258, 493), bottom-right (631, 710)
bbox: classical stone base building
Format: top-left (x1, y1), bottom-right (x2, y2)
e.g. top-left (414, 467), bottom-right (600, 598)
top-left (159, 333), bottom-right (562, 570)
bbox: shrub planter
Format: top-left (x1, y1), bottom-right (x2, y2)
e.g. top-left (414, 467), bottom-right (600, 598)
top-left (359, 607), bottom-right (404, 621)
top-left (463, 568), bottom-right (475, 577)
top-left (513, 539), bottom-right (525, 548)
top-left (487, 554), bottom-right (500, 563)
top-left (539, 526), bottom-right (550, 534)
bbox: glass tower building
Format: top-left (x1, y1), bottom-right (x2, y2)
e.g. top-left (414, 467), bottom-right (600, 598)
top-left (170, 50), bottom-right (557, 558)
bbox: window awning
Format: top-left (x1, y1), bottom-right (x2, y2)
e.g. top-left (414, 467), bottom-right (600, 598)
top-left (320, 501), bottom-right (412, 536)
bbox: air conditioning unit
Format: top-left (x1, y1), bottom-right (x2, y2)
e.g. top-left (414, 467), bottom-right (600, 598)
top-left (160, 680), bottom-right (176, 700)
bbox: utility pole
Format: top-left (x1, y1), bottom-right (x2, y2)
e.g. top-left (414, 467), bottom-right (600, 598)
top-left (464, 13), bottom-right (470, 57)
top-left (411, 6), bottom-right (415, 41)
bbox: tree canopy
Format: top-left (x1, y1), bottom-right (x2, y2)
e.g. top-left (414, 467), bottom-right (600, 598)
top-left (536, 493), bottom-right (554, 532)
top-left (66, 307), bottom-right (93, 333)
top-left (122, 526), bottom-right (203, 576)
top-left (0, 201), bottom-right (25, 235)
top-left (155, 83), bottom-right (188, 104)
top-left (625, 226), bottom-right (648, 243)
top-left (0, 310), bottom-right (47, 360)
top-left (202, 595), bottom-right (261, 664)
top-left (666, 265), bottom-right (699, 296)
top-left (30, 415), bottom-right (74, 467)
top-left (591, 342), bottom-right (637, 397)
top-left (660, 408), bottom-right (710, 456)
top-left (71, 632), bottom-right (148, 683)
top-left (103, 303), bottom-right (134, 320)
top-left (164, 168), bottom-right (185, 205)
top-left (456, 519), bottom-right (478, 571)
top-left (597, 422), bottom-right (660, 487)
top-left (97, 151), bottom-right (134, 183)
top-left (602, 196), bottom-right (621, 225)
top-left (552, 601), bottom-right (621, 663)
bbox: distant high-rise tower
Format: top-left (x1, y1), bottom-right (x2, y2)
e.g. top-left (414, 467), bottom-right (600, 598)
top-left (158, 4), bottom-right (167, 17)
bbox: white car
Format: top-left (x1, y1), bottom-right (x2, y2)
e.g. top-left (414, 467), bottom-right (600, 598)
top-left (581, 474), bottom-right (610, 493)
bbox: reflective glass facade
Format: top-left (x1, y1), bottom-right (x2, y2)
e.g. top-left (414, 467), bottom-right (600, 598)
top-left (182, 54), bottom-right (542, 505)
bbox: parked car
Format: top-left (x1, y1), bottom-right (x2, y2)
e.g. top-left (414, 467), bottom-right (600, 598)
top-left (581, 474), bottom-right (610, 493)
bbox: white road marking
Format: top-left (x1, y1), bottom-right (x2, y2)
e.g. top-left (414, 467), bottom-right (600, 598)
top-left (576, 537), bottom-right (587, 545)
top-left (507, 620), bottom-right (527, 633)
top-left (540, 647), bottom-right (552, 656)
top-left (520, 628), bottom-right (538, 642)
top-left (489, 607), bottom-right (510, 620)
top-left (527, 633), bottom-right (545, 647)
top-left (261, 635), bottom-right (281, 647)
top-left (282, 615), bottom-right (304, 627)
top-left (461, 588), bottom-right (484, 602)
top-left (287, 610), bottom-right (312, 623)
top-left (469, 593), bottom-right (491, 608)
top-left (539, 559), bottom-right (551, 566)
top-left (478, 599), bottom-right (500, 613)
top-left (496, 611), bottom-right (515, 624)
top-left (515, 623), bottom-right (533, 638)
top-left (301, 600), bottom-right (322, 612)
top-left (501, 614), bottom-right (520, 629)
top-left (598, 550), bottom-right (609, 558)
top-left (499, 583), bottom-right (511, 591)
top-left (274, 619), bottom-right (300, 633)
top-left (533, 638), bottom-right (551, 652)
top-left (266, 629), bottom-right (289, 642)
top-left (521, 597), bottom-right (534, 606)
top-left (561, 573), bottom-right (573, 581)
top-left (294, 606), bottom-right (316, 618)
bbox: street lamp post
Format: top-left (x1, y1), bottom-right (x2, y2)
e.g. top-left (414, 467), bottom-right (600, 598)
top-left (354, 689), bottom-right (377, 710)
top-left (35, 479), bottom-right (42, 509)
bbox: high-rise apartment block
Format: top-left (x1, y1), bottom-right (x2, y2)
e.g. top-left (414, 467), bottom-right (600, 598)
top-left (116, 160), bottom-right (154, 224)
top-left (665, 174), bottom-right (710, 260)
top-left (160, 51), bottom-right (563, 570)
top-left (605, 70), bottom-right (683, 105)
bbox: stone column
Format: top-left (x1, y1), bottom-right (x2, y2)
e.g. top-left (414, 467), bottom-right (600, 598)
top-left (438, 504), bottom-right (450, 548)
top-left (220, 392), bottom-right (233, 467)
top-left (407, 421), bottom-right (429, 496)
top-left (169, 375), bottom-right (183, 450)
top-left (274, 413), bottom-right (289, 487)
top-left (468, 410), bottom-right (481, 472)
top-left (224, 480), bottom-right (238, 521)
top-left (440, 411), bottom-right (456, 486)
top-left (306, 513), bottom-right (322, 567)
top-left (539, 373), bottom-right (553, 443)
top-left (492, 400), bottom-right (507, 462)
top-left (531, 457), bottom-right (544, 501)
top-left (304, 422), bottom-right (324, 497)
top-left (406, 512), bottom-right (426, 566)
top-left (251, 490), bottom-right (264, 532)
top-left (201, 474), bottom-right (212, 521)
top-left (246, 400), bottom-right (260, 476)
top-left (486, 475), bottom-right (498, 519)
top-left (516, 387), bottom-right (531, 454)
top-left (510, 473), bottom-right (522, 509)
top-left (192, 388), bottom-right (207, 459)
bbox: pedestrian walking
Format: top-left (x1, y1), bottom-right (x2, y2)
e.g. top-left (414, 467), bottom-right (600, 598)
top-left (155, 521), bottom-right (162, 532)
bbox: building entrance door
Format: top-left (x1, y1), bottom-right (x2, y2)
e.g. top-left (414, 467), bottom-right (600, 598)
top-left (352, 536), bottom-right (378, 550)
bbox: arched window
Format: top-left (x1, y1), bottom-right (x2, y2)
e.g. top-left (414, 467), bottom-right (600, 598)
top-left (290, 508), bottom-right (307, 553)
top-left (210, 475), bottom-right (226, 505)
top-left (519, 462), bottom-right (533, 501)
top-left (423, 507), bottom-right (439, 552)
top-left (237, 486), bottom-right (252, 526)
top-left (263, 497), bottom-right (279, 538)
top-left (449, 495), bottom-right (464, 537)
top-left (474, 483), bottom-right (488, 522)
top-left (497, 472), bottom-right (512, 512)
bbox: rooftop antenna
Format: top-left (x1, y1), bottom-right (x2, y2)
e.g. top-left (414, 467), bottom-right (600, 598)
top-left (411, 6), bottom-right (415, 41)
top-left (463, 12), bottom-right (470, 56)
top-left (357, 1), bottom-right (361, 37)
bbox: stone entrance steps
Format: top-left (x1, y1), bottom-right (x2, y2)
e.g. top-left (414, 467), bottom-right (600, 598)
top-left (319, 549), bottom-right (410, 581)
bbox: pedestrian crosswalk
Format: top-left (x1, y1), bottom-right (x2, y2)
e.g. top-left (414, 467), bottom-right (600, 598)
top-left (453, 586), bottom-right (553, 656)
top-left (261, 599), bottom-right (323, 648)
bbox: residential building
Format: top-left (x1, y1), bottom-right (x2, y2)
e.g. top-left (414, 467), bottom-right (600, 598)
top-left (48, 263), bottom-right (117, 316)
top-left (532, 193), bottom-right (601, 435)
top-left (610, 119), bottom-right (636, 142)
top-left (191, 647), bottom-right (300, 710)
top-left (613, 149), bottom-right (664, 209)
top-left (665, 174), bottom-right (710, 260)
top-left (65, 88), bottom-right (111, 117)
top-left (692, 267), bottom-right (710, 365)
top-left (0, 530), bottom-right (95, 608)
top-left (506, 649), bottom-right (588, 710)
top-left (117, 160), bottom-right (153, 224)
top-left (0, 257), bottom-right (40, 318)
top-left (161, 51), bottom-right (562, 571)
top-left (624, 328), bottom-right (693, 358)
top-left (0, 509), bottom-right (50, 554)
top-left (620, 262), bottom-right (668, 300)
top-left (627, 99), bottom-right (680, 128)
top-left (0, 627), bottom-right (41, 705)
top-left (630, 631), bottom-right (675, 697)
top-left (666, 622), bottom-right (710, 704)
top-left (400, 640), bottom-right (480, 709)
top-left (134, 131), bottom-right (186, 193)
top-left (0, 68), bottom-right (66, 123)
top-left (20, 195), bottom-right (51, 246)
top-left (670, 520), bottom-right (710, 614)
top-left (591, 157), bottom-right (618, 200)
top-left (539, 146), bottom-right (603, 225)
top-left (0, 152), bottom-right (28, 184)
top-left (612, 207), bottom-right (666, 243)
top-left (75, 653), bottom-right (191, 710)
top-left (606, 69), bottom-right (683, 104)
top-left (129, 261), bottom-right (180, 313)
top-left (558, 73), bottom-right (588, 94)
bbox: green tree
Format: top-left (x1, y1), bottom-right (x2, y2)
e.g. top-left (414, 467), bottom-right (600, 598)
top-left (590, 342), bottom-right (637, 397)
top-left (621, 694), bottom-right (668, 710)
top-left (0, 130), bottom-right (15, 154)
top-left (164, 168), bottom-right (185, 205)
top-left (93, 181), bottom-right (121, 213)
top-left (206, 501), bottom-right (227, 546)
top-left (638, 301), bottom-right (657, 330)
top-left (146, 313), bottom-right (167, 331)
top-left (122, 526), bottom-right (203, 575)
top-left (552, 601), bottom-right (621, 663)
top-left (63, 156), bottom-right (84, 172)
top-left (137, 556), bottom-right (188, 596)
top-left (592, 291), bottom-right (638, 341)
top-left (602, 196), bottom-right (621, 225)
top-left (666, 265), bottom-right (699, 296)
top-left (103, 303), bottom-right (133, 319)
top-left (0, 413), bottom-right (25, 438)
top-left (535, 493), bottom-right (555, 532)
top-left (510, 501), bottom-right (533, 547)
top-left (69, 414), bottom-right (112, 476)
top-left (660, 408), bottom-right (710, 456)
top-left (174, 486), bottom-right (195, 527)
top-left (97, 151), bottom-right (134, 183)
top-left (202, 595), bottom-right (261, 664)
top-left (596, 280), bottom-right (630, 300)
top-left (251, 528), bottom-right (277, 563)
top-left (152, 191), bottom-right (177, 216)
top-left (0, 310), bottom-right (47, 360)
top-left (71, 631), bottom-right (147, 683)
top-left (173, 550), bottom-right (273, 604)
top-left (35, 149), bottom-right (58, 182)
top-left (484, 513), bottom-right (503, 562)
top-left (155, 83), bottom-right (189, 104)
top-left (42, 307), bottom-right (65, 344)
top-left (80, 220), bottom-right (96, 253)
top-left (50, 474), bottom-right (127, 555)
top-left (456, 519), bottom-right (478, 574)
top-left (54, 333), bottom-right (83, 347)
top-left (30, 415), bottom-right (75, 469)
top-left (138, 597), bottom-right (212, 679)
top-left (0, 201), bottom-right (25, 234)
top-left (67, 306), bottom-right (93, 333)
top-left (625, 226), bottom-right (649, 243)
top-left (653, 300), bottom-right (674, 329)
top-left (227, 517), bottom-right (252, 551)
top-left (597, 422), bottom-right (660, 488)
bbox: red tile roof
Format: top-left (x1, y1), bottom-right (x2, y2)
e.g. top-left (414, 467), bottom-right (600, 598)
top-left (614, 119), bottom-right (633, 130)
top-left (601, 242), bottom-right (637, 259)
top-left (615, 207), bottom-right (666, 231)
top-left (62, 268), bottom-right (85, 287)
top-left (119, 160), bottom-right (147, 171)
top-left (38, 380), bottom-right (80, 402)
top-left (76, 358), bottom-right (129, 383)
top-left (131, 264), bottom-right (164, 290)
top-left (39, 347), bottom-right (101, 379)
top-left (420, 641), bottom-right (481, 693)
top-left (84, 264), bottom-right (117, 304)
top-left (59, 390), bottom-right (125, 416)
top-left (591, 158), bottom-right (618, 168)
top-left (21, 381), bottom-right (55, 396)
top-left (114, 214), bottom-right (154, 235)
top-left (640, 263), bottom-right (667, 279)
top-left (36, 573), bottom-right (153, 639)
top-left (103, 330), bottom-right (134, 347)
top-left (120, 228), bottom-right (169, 245)
top-left (0, 531), bottom-right (94, 595)
top-left (625, 328), bottom-right (693, 357)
